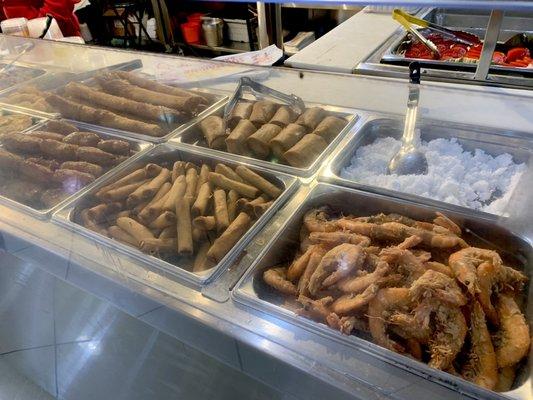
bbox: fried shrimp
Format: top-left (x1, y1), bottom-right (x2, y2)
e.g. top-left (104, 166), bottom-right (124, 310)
top-left (433, 212), bottom-right (461, 236)
top-left (309, 244), bottom-right (365, 293)
top-left (309, 231), bottom-right (371, 248)
top-left (298, 246), bottom-right (326, 296)
top-left (337, 260), bottom-right (389, 294)
top-left (389, 312), bottom-right (431, 343)
top-left (410, 270), bottom-right (467, 307)
top-left (449, 247), bottom-right (502, 295)
top-left (332, 283), bottom-right (379, 315)
top-left (462, 301), bottom-right (498, 390)
top-left (494, 366), bottom-right (516, 392)
top-left (493, 294), bottom-right (530, 368)
top-left (264, 267), bottom-right (298, 295)
top-left (428, 304), bottom-right (467, 370)
top-left (368, 288), bottom-right (411, 353)
top-left (303, 207), bottom-right (337, 232)
top-left (296, 295), bottom-right (333, 322)
top-left (287, 246), bottom-right (315, 282)
top-left (477, 262), bottom-right (500, 326)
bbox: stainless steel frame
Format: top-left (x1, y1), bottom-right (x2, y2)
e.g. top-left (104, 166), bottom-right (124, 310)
top-left (234, 181), bottom-right (532, 400)
top-left (321, 113), bottom-right (532, 219)
top-left (52, 143), bottom-right (298, 287)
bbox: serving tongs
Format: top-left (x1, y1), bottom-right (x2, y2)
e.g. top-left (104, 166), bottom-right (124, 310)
top-left (392, 9), bottom-right (478, 58)
top-left (223, 77), bottom-right (305, 124)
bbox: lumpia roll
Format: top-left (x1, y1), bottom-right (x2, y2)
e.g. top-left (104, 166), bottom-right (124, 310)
top-left (145, 163), bottom-right (162, 177)
top-left (80, 209), bottom-right (108, 236)
top-left (246, 123), bottom-right (282, 159)
top-left (192, 216), bottom-right (216, 231)
top-left (249, 100), bottom-right (278, 127)
top-left (213, 189), bottom-right (230, 232)
top-left (96, 168), bottom-right (146, 197)
top-left (137, 181), bottom-right (172, 222)
top-left (192, 226), bottom-right (207, 243)
top-left (235, 165), bottom-right (281, 199)
top-left (140, 238), bottom-right (177, 255)
top-left (148, 211), bottom-right (176, 229)
top-left (127, 168), bottom-right (170, 205)
top-left (184, 168), bottom-right (198, 204)
top-left (208, 172), bottom-right (259, 199)
top-left (159, 226), bottom-right (177, 239)
top-left (171, 161), bottom-right (185, 182)
top-left (283, 133), bottom-right (328, 168)
top-left (226, 189), bottom-right (239, 223)
top-left (295, 107), bottom-right (327, 131)
top-left (101, 180), bottom-right (148, 202)
top-left (199, 115), bottom-right (227, 150)
top-left (196, 164), bottom-right (210, 195)
top-left (214, 164), bottom-right (243, 183)
top-left (311, 116), bottom-right (346, 143)
top-left (228, 101), bottom-right (253, 129)
top-left (237, 194), bottom-right (269, 214)
top-left (162, 175), bottom-right (186, 212)
top-left (60, 161), bottom-right (103, 178)
top-left (192, 182), bottom-right (211, 217)
top-left (116, 210), bottom-right (131, 219)
top-left (108, 225), bottom-right (138, 246)
top-left (207, 212), bottom-right (252, 262)
top-left (116, 216), bottom-right (154, 244)
top-left (252, 200), bottom-right (273, 217)
top-left (225, 119), bottom-right (256, 156)
top-left (269, 106), bottom-right (299, 127)
top-left (87, 202), bottom-right (122, 223)
top-left (269, 123), bottom-right (306, 159)
top-left (176, 196), bottom-right (193, 254)
top-left (193, 241), bottom-right (215, 273)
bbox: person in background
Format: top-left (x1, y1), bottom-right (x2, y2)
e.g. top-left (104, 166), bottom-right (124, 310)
top-left (0, 0), bottom-right (81, 37)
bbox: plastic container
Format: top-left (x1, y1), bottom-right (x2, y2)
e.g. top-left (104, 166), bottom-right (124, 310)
top-left (181, 21), bottom-right (201, 44)
top-left (27, 17), bottom-right (63, 39)
top-left (1, 18), bottom-right (30, 37)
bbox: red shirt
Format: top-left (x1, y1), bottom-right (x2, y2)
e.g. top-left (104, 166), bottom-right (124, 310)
top-left (1, 0), bottom-right (81, 37)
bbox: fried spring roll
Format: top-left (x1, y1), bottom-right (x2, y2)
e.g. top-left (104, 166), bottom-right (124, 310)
top-left (97, 139), bottom-right (131, 156)
top-left (128, 168), bottom-right (170, 205)
top-left (207, 212), bottom-right (251, 262)
top-left (283, 134), bottom-right (328, 168)
top-left (80, 209), bottom-right (108, 236)
top-left (196, 164), bottom-right (210, 195)
top-left (96, 168), bottom-right (146, 197)
top-left (46, 94), bottom-right (165, 137)
top-left (213, 189), bottom-right (230, 232)
top-left (44, 120), bottom-right (78, 135)
top-left (235, 165), bottom-right (281, 199)
top-left (269, 106), bottom-right (299, 127)
top-left (252, 200), bottom-right (273, 217)
top-left (101, 79), bottom-right (201, 112)
top-left (116, 210), bottom-right (131, 219)
top-left (137, 181), bottom-right (172, 221)
top-left (20, 159), bottom-right (55, 183)
top-left (77, 146), bottom-right (117, 166)
top-left (237, 195), bottom-right (268, 214)
top-left (228, 102), bottom-right (253, 129)
top-left (140, 238), bottom-right (177, 255)
top-left (145, 163), bottom-right (163, 177)
top-left (27, 130), bottom-right (64, 141)
top-left (192, 182), bottom-right (211, 217)
top-left (192, 226), bottom-right (207, 243)
top-left (171, 161), bottom-right (185, 182)
top-left (246, 124), bottom-right (282, 159)
top-left (176, 197), bottom-right (193, 254)
top-left (226, 189), bottom-right (239, 223)
top-left (116, 217), bottom-right (154, 244)
top-left (193, 216), bottom-right (216, 231)
top-left (199, 115), bottom-right (227, 150)
top-left (311, 116), bottom-right (346, 143)
top-left (162, 175), bottom-right (186, 212)
top-left (65, 82), bottom-right (181, 123)
top-left (214, 163), bottom-right (243, 183)
top-left (148, 211), bottom-right (176, 229)
top-left (159, 226), bottom-right (177, 239)
top-left (87, 202), bottom-right (122, 222)
top-left (53, 168), bottom-right (95, 187)
top-left (63, 131), bottom-right (100, 147)
top-left (2, 133), bottom-right (42, 154)
top-left (101, 179), bottom-right (148, 202)
top-left (295, 107), bottom-right (327, 131)
top-left (249, 100), bottom-right (278, 127)
top-left (269, 123), bottom-right (306, 159)
top-left (184, 168), bottom-right (198, 204)
top-left (27, 157), bottom-right (60, 171)
top-left (61, 161), bottom-right (104, 177)
top-left (108, 225), bottom-right (138, 246)
top-left (193, 241), bottom-right (215, 273)
top-left (208, 172), bottom-right (259, 199)
top-left (225, 119), bottom-right (256, 155)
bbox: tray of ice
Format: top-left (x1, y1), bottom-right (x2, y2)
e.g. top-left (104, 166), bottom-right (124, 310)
top-left (321, 115), bottom-right (531, 218)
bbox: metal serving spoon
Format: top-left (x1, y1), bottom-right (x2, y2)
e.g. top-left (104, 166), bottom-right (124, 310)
top-left (388, 62), bottom-right (428, 176)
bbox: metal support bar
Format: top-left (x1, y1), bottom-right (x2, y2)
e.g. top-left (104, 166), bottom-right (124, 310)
top-left (473, 10), bottom-right (504, 81)
top-left (256, 2), bottom-right (269, 49)
top-left (274, 3), bottom-right (283, 50)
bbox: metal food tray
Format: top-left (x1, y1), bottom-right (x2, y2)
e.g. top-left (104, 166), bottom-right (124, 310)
top-left (233, 182), bottom-right (532, 400)
top-left (170, 101), bottom-right (358, 178)
top-left (0, 120), bottom-right (151, 220)
top-left (321, 114), bottom-right (532, 219)
top-left (0, 62), bottom-right (47, 93)
top-left (52, 143), bottom-right (298, 287)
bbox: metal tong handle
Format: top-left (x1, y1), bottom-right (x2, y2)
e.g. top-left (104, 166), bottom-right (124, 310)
top-left (403, 62), bottom-right (421, 149)
top-left (223, 77), bottom-right (305, 123)
top-left (393, 9), bottom-right (440, 57)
